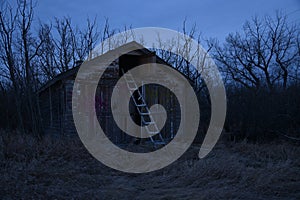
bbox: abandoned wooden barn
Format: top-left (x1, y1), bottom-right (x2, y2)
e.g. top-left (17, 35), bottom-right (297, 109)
top-left (38, 41), bottom-right (191, 144)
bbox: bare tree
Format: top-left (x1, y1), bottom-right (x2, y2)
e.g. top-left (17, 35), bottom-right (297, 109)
top-left (37, 23), bottom-right (57, 80)
top-left (209, 12), bottom-right (300, 141)
top-left (37, 16), bottom-right (100, 80)
top-left (74, 17), bottom-right (99, 61)
top-left (53, 17), bottom-right (76, 72)
top-left (0, 0), bottom-right (46, 135)
top-left (212, 12), bottom-right (299, 91)
top-left (154, 19), bottom-right (211, 94)
top-left (0, 1), bottom-right (24, 131)
top-left (90, 18), bottom-right (136, 58)
top-left (17, 0), bottom-right (44, 136)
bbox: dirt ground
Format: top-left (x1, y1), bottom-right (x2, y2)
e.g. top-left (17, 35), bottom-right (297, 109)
top-left (1, 132), bottom-right (299, 199)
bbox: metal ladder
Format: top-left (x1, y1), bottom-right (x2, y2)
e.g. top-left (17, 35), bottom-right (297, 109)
top-left (122, 69), bottom-right (165, 146)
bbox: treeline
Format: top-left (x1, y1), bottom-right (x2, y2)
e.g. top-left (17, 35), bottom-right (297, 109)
top-left (211, 12), bottom-right (300, 141)
top-left (0, 0), bottom-right (112, 136)
top-left (0, 0), bottom-right (299, 142)
top-left (154, 13), bottom-right (300, 142)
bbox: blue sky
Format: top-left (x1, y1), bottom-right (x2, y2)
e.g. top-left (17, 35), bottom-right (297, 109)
top-left (21, 0), bottom-right (300, 42)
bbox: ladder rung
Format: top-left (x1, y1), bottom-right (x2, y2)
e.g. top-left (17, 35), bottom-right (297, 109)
top-left (136, 104), bottom-right (146, 107)
top-left (144, 121), bottom-right (155, 125)
top-left (148, 131), bottom-right (159, 135)
top-left (122, 68), bottom-right (166, 146)
top-left (128, 87), bottom-right (137, 90)
top-left (153, 141), bottom-right (166, 145)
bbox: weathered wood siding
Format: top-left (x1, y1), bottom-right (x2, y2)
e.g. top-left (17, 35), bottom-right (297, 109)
top-left (39, 51), bottom-right (187, 144)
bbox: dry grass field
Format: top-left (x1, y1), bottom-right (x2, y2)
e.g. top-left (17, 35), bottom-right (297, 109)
top-left (1, 131), bottom-right (299, 199)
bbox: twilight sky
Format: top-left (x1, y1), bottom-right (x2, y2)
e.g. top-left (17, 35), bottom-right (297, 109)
top-left (14, 0), bottom-right (300, 43)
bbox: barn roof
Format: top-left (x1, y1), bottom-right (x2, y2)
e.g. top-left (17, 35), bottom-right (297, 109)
top-left (38, 41), bottom-right (192, 94)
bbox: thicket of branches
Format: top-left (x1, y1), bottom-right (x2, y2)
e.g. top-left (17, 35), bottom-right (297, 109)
top-left (210, 12), bottom-right (300, 141)
top-left (0, 0), bottom-right (299, 142)
top-left (0, 0), bottom-right (102, 136)
top-left (153, 14), bottom-right (300, 142)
